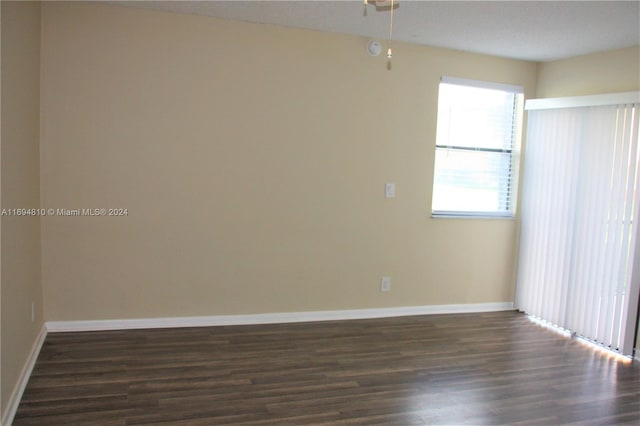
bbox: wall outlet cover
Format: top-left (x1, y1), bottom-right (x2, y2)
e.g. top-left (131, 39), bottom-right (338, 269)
top-left (381, 276), bottom-right (391, 292)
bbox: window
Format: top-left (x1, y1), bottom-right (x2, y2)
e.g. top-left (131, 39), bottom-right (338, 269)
top-left (431, 77), bottom-right (524, 218)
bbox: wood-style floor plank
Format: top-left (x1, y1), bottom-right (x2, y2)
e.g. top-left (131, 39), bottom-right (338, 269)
top-left (13, 311), bottom-right (640, 425)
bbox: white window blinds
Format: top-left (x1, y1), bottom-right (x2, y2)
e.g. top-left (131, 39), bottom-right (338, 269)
top-left (432, 77), bottom-right (524, 217)
top-left (516, 93), bottom-right (640, 356)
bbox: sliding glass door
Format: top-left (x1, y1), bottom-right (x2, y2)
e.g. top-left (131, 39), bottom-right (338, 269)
top-left (516, 93), bottom-right (640, 356)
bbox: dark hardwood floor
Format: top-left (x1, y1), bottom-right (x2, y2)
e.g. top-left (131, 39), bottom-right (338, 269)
top-left (13, 311), bottom-right (640, 425)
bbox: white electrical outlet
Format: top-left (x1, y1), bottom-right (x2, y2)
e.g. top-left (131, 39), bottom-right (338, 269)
top-left (381, 276), bottom-right (391, 292)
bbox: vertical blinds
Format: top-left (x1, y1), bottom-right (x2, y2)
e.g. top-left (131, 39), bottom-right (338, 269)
top-left (516, 94), bottom-right (640, 356)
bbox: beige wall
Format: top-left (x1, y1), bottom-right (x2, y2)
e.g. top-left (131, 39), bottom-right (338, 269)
top-left (536, 46), bottom-right (640, 97)
top-left (40, 2), bottom-right (537, 321)
top-left (1, 0), bottom-right (43, 416)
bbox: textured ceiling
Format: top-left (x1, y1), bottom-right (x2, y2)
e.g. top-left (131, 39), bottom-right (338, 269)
top-left (114, 0), bottom-right (640, 62)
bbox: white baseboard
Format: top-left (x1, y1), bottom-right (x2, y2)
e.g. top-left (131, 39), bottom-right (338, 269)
top-left (2, 324), bottom-right (47, 426)
top-left (45, 302), bottom-right (514, 333)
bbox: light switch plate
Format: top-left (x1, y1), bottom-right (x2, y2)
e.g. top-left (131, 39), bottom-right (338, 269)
top-left (385, 183), bottom-right (395, 198)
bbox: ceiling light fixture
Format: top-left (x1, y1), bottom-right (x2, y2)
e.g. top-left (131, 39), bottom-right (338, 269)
top-left (364, 0), bottom-right (398, 70)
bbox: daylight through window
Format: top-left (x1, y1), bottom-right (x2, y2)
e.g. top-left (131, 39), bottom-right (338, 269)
top-left (431, 77), bottom-right (524, 217)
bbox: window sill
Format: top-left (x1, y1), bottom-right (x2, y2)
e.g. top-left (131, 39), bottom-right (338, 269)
top-left (431, 212), bottom-right (515, 220)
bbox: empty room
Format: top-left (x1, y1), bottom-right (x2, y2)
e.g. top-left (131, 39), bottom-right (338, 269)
top-left (2, 1), bottom-right (640, 424)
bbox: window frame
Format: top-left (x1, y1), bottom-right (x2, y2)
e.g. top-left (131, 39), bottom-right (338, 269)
top-left (431, 76), bottom-right (524, 219)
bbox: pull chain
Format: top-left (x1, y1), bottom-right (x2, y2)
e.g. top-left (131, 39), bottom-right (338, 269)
top-left (387, 0), bottom-right (394, 69)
